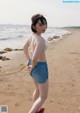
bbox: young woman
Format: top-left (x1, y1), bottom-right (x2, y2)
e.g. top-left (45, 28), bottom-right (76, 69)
top-left (23, 14), bottom-right (49, 113)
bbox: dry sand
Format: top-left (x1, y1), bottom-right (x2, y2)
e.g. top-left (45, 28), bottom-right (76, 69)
top-left (0, 29), bottom-right (80, 113)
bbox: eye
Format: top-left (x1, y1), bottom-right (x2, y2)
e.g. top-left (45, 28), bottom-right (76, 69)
top-left (39, 23), bottom-right (43, 26)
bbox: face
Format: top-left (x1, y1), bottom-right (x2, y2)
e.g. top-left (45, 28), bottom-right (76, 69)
top-left (34, 20), bottom-right (47, 34)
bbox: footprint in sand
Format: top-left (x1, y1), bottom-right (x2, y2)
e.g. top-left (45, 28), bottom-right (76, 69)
top-left (78, 70), bottom-right (80, 73)
top-left (60, 85), bottom-right (63, 87)
top-left (61, 108), bottom-right (64, 110)
top-left (50, 99), bottom-right (54, 103)
top-left (62, 89), bottom-right (66, 92)
top-left (15, 103), bottom-right (19, 107)
top-left (72, 79), bottom-right (75, 82)
top-left (28, 89), bottom-right (32, 92)
top-left (29, 97), bottom-right (32, 101)
top-left (0, 78), bottom-right (3, 81)
top-left (71, 84), bottom-right (75, 87)
top-left (58, 101), bottom-right (62, 104)
top-left (20, 64), bottom-right (26, 71)
top-left (8, 84), bottom-right (18, 90)
top-left (8, 84), bottom-right (13, 88)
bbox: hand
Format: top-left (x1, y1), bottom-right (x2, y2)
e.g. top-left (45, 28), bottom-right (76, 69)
top-left (26, 65), bottom-right (32, 73)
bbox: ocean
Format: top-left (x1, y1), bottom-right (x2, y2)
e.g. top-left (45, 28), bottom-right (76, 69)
top-left (0, 24), bottom-right (71, 51)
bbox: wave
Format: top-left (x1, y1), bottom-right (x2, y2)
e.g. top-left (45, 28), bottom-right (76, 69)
top-left (0, 35), bottom-right (26, 41)
top-left (0, 37), bottom-right (12, 40)
top-left (0, 24), bottom-right (71, 51)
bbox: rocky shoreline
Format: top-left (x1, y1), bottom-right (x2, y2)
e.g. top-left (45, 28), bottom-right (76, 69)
top-left (0, 33), bottom-right (71, 61)
top-left (0, 48), bottom-right (23, 61)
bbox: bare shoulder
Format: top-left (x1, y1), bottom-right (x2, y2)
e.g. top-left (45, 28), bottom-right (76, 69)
top-left (26, 34), bottom-right (33, 46)
top-left (28, 34), bottom-right (32, 42)
top-left (35, 36), bottom-right (45, 45)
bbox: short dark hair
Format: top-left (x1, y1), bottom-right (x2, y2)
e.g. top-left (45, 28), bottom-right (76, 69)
top-left (31, 14), bottom-right (47, 33)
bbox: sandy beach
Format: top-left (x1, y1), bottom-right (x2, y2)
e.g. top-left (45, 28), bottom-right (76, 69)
top-left (0, 28), bottom-right (80, 113)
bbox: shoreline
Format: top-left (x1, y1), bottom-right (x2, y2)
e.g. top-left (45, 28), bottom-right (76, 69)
top-left (0, 26), bottom-right (71, 51)
top-left (0, 28), bottom-right (72, 61)
top-left (0, 28), bottom-right (80, 113)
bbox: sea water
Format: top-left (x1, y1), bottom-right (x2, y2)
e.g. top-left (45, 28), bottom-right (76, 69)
top-left (0, 24), bottom-right (71, 51)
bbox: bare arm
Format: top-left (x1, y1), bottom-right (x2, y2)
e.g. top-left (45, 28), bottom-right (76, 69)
top-left (23, 38), bottom-right (30, 64)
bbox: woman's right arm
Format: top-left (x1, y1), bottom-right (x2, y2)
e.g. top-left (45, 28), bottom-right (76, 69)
top-left (23, 38), bottom-right (30, 63)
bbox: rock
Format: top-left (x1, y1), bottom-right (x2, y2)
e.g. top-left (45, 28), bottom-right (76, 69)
top-left (0, 56), bottom-right (10, 61)
top-left (2, 56), bottom-right (10, 61)
top-left (14, 49), bottom-right (23, 51)
top-left (47, 35), bottom-right (60, 41)
top-left (53, 36), bottom-right (60, 39)
top-left (0, 56), bottom-right (3, 59)
top-left (4, 48), bottom-right (13, 52)
top-left (47, 37), bottom-right (53, 41)
top-left (0, 51), bottom-right (7, 54)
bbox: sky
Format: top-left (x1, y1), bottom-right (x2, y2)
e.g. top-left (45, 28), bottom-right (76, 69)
top-left (0, 0), bottom-right (80, 27)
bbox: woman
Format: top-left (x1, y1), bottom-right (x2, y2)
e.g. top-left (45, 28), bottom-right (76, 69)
top-left (23, 14), bottom-right (49, 113)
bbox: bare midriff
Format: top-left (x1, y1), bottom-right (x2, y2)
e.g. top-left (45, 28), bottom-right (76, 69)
top-left (29, 49), bottom-right (46, 62)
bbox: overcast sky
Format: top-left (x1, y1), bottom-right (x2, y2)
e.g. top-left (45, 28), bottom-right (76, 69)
top-left (0, 0), bottom-right (80, 27)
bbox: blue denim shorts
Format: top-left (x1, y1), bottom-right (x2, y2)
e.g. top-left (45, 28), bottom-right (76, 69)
top-left (28, 59), bottom-right (48, 83)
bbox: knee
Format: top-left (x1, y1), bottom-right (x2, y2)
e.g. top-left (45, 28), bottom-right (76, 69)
top-left (40, 94), bottom-right (48, 101)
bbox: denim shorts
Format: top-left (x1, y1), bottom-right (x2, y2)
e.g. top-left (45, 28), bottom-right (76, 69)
top-left (28, 59), bottom-right (48, 84)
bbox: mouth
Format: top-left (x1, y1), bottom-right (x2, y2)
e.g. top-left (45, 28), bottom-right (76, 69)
top-left (42, 29), bottom-right (45, 32)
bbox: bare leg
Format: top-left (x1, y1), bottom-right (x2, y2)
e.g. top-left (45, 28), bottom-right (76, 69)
top-left (32, 79), bottom-right (39, 102)
top-left (28, 80), bottom-right (49, 113)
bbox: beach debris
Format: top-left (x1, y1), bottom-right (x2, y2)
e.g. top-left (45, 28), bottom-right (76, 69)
top-left (4, 48), bottom-right (13, 52)
top-left (0, 56), bottom-right (10, 61)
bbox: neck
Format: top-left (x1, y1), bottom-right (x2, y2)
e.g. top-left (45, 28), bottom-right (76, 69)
top-left (34, 32), bottom-right (41, 36)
